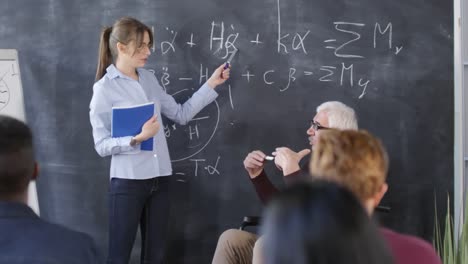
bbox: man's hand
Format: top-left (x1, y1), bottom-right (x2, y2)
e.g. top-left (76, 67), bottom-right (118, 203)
top-left (243, 150), bottom-right (267, 179)
top-left (273, 147), bottom-right (311, 176)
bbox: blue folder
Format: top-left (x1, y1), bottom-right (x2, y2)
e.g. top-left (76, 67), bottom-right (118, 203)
top-left (111, 102), bottom-right (155, 151)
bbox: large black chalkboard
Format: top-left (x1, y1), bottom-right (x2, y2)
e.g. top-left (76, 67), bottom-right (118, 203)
top-left (0, 0), bottom-right (453, 262)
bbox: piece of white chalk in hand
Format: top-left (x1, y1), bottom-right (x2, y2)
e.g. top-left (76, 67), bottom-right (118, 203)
top-left (265, 156), bottom-right (274, 161)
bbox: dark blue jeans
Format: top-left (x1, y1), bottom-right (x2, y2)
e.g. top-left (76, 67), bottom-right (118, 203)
top-left (107, 176), bottom-right (171, 264)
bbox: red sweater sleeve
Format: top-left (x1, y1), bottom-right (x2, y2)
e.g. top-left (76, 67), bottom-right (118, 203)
top-left (249, 168), bottom-right (306, 205)
top-left (249, 170), bottom-right (279, 205)
top-left (283, 169), bottom-right (306, 185)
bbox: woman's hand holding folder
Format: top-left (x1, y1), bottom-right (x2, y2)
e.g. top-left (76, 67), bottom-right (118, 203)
top-left (131, 115), bottom-right (160, 146)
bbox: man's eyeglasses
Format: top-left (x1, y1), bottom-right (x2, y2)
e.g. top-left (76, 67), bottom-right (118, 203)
top-left (310, 120), bottom-right (329, 131)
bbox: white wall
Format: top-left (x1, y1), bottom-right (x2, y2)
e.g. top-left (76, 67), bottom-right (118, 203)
top-left (454, 0), bottom-right (465, 238)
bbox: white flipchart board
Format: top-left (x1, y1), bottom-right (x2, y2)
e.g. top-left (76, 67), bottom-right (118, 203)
top-left (0, 49), bottom-right (39, 215)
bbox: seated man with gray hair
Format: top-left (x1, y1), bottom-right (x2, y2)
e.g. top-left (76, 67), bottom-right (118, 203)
top-left (212, 101), bottom-right (358, 264)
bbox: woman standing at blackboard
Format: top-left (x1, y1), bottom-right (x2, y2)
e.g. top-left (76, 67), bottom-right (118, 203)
top-left (89, 17), bottom-right (230, 263)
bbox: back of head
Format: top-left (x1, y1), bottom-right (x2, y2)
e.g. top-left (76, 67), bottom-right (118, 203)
top-left (310, 129), bottom-right (388, 202)
top-left (262, 181), bottom-right (393, 264)
top-left (0, 115), bottom-right (34, 199)
top-left (95, 16), bottom-right (153, 81)
top-left (316, 101), bottom-right (358, 130)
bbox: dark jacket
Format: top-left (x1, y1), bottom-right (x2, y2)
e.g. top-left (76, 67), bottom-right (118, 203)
top-left (0, 201), bottom-right (99, 264)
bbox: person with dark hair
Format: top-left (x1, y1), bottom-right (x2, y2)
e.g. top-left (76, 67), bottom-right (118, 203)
top-left (90, 16), bottom-right (230, 263)
top-left (262, 181), bottom-right (394, 264)
top-left (0, 115), bottom-right (98, 263)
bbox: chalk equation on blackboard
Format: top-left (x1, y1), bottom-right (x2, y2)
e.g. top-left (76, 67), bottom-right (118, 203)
top-left (172, 156), bottom-right (221, 182)
top-left (163, 87), bottom-right (220, 163)
top-left (151, 19), bottom-right (400, 98)
top-left (144, 0), bottom-right (405, 177)
top-left (146, 0), bottom-right (403, 101)
top-left (153, 0), bottom-right (403, 57)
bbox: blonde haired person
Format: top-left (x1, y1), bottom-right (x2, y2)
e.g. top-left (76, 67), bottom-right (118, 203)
top-left (252, 130), bottom-right (441, 264)
top-left (306, 130), bottom-right (441, 264)
top-left (310, 129), bottom-right (388, 206)
top-left (215, 129), bottom-right (441, 264)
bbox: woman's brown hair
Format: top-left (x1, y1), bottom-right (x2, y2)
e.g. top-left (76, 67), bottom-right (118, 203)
top-left (95, 17), bottom-right (153, 81)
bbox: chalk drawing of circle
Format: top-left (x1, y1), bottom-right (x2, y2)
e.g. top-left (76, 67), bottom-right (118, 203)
top-left (0, 79), bottom-right (10, 112)
top-left (166, 94), bottom-right (219, 162)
